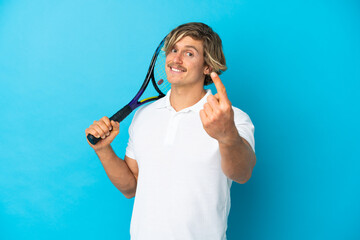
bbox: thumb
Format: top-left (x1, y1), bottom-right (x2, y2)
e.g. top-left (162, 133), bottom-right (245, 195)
top-left (110, 120), bottom-right (120, 134)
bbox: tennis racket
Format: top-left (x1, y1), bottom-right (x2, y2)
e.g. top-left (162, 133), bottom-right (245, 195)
top-left (87, 37), bottom-right (170, 145)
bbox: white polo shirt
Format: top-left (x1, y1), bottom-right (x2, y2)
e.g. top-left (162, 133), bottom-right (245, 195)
top-left (126, 89), bottom-right (255, 240)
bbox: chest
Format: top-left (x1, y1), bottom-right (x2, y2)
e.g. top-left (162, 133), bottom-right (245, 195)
top-left (133, 111), bottom-right (221, 170)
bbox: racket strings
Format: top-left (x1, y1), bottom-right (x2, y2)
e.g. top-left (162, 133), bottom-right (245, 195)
top-left (154, 50), bottom-right (171, 95)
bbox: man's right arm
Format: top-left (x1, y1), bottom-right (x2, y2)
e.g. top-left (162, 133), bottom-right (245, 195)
top-left (85, 117), bottom-right (138, 199)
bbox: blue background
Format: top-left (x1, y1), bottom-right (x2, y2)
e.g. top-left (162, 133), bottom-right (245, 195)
top-left (1, 0), bottom-right (359, 239)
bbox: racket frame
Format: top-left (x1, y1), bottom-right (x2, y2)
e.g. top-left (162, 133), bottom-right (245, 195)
top-left (87, 37), bottom-right (168, 145)
top-left (128, 38), bottom-right (167, 109)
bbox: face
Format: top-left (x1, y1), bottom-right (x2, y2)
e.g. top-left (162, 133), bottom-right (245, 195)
top-left (165, 36), bottom-right (210, 87)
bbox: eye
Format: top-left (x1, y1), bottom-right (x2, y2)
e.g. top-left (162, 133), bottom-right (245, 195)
top-left (171, 48), bottom-right (177, 53)
top-left (186, 52), bottom-right (193, 57)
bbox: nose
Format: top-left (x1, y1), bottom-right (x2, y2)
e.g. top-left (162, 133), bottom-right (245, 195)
top-left (173, 51), bottom-right (183, 64)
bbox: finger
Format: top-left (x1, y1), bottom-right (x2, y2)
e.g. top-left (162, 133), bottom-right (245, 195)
top-left (203, 102), bottom-right (214, 117)
top-left (210, 72), bottom-right (229, 102)
top-left (103, 121), bottom-right (120, 142)
top-left (101, 116), bottom-right (112, 131)
top-left (97, 120), bottom-right (111, 137)
top-left (207, 95), bottom-right (220, 111)
top-left (92, 121), bottom-right (108, 139)
top-left (85, 127), bottom-right (101, 139)
top-left (199, 109), bottom-right (209, 126)
top-left (87, 124), bottom-right (103, 139)
top-left (111, 120), bottom-right (120, 133)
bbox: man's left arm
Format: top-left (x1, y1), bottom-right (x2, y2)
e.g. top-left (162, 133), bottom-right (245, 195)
top-left (200, 72), bottom-right (256, 184)
top-left (218, 131), bottom-right (256, 183)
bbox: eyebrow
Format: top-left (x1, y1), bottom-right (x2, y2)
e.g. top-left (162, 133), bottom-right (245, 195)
top-left (184, 45), bottom-right (199, 53)
top-left (173, 43), bottom-right (199, 54)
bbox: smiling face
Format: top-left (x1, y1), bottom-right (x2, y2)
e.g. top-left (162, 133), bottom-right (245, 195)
top-left (165, 36), bottom-right (211, 88)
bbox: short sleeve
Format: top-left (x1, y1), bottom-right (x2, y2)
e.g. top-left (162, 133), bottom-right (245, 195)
top-left (233, 107), bottom-right (255, 152)
top-left (125, 105), bottom-right (148, 160)
top-left (125, 118), bottom-right (136, 159)
top-left (125, 110), bottom-right (140, 160)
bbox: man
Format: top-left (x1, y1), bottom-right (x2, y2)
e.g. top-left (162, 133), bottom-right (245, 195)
top-left (85, 22), bottom-right (256, 240)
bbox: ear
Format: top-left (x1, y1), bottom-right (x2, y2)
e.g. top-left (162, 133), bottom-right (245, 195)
top-left (203, 65), bottom-right (212, 75)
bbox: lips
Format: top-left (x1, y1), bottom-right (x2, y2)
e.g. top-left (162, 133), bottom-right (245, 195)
top-left (168, 63), bottom-right (187, 73)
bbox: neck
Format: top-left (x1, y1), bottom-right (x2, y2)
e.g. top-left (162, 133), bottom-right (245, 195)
top-left (169, 85), bottom-right (206, 112)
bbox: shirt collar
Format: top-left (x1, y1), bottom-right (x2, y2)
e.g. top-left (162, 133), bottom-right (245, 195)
top-left (156, 89), bottom-right (212, 113)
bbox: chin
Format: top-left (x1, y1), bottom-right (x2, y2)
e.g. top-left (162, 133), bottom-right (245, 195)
top-left (167, 75), bottom-right (183, 84)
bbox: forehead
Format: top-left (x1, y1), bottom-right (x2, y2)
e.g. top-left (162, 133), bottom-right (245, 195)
top-left (173, 36), bottom-right (204, 52)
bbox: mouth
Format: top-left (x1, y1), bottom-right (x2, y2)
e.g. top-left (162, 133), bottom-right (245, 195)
top-left (168, 64), bottom-right (187, 73)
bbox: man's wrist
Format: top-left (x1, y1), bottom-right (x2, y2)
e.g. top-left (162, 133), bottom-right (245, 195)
top-left (218, 126), bottom-right (241, 146)
top-left (94, 145), bottom-right (113, 157)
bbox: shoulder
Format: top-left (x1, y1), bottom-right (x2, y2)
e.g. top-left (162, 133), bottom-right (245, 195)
top-left (131, 98), bottom-right (166, 124)
top-left (232, 106), bottom-right (253, 124)
top-left (232, 105), bottom-right (255, 152)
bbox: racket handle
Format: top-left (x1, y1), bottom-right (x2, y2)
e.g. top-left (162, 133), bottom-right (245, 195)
top-left (109, 104), bottom-right (133, 122)
top-left (87, 105), bottom-right (133, 145)
top-left (87, 133), bottom-right (101, 145)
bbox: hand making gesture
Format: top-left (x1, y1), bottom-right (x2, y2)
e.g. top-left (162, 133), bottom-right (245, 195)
top-left (200, 72), bottom-right (239, 145)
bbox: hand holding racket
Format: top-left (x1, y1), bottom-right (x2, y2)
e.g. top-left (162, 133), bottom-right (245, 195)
top-left (85, 117), bottom-right (120, 151)
top-left (86, 37), bottom-right (170, 145)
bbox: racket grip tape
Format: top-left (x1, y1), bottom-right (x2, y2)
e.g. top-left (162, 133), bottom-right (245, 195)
top-left (87, 105), bottom-right (133, 145)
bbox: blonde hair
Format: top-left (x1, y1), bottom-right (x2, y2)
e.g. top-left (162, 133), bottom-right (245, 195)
top-left (164, 22), bottom-right (227, 85)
